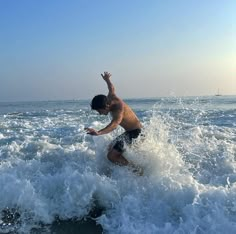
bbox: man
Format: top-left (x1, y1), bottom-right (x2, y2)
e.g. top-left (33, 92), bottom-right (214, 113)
top-left (85, 72), bottom-right (143, 174)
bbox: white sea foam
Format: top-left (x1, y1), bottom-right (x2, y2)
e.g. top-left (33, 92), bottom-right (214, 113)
top-left (0, 97), bottom-right (236, 233)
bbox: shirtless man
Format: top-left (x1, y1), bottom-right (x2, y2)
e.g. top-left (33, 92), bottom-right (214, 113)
top-left (85, 72), bottom-right (143, 174)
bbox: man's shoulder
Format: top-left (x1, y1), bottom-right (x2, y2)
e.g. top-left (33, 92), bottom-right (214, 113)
top-left (107, 92), bottom-right (119, 100)
top-left (107, 93), bottom-right (122, 103)
top-left (110, 98), bottom-right (124, 111)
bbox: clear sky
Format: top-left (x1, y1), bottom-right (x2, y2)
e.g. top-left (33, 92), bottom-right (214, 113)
top-left (0, 0), bottom-right (235, 102)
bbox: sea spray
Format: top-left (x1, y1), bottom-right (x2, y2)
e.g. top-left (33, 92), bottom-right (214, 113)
top-left (0, 96), bottom-right (235, 233)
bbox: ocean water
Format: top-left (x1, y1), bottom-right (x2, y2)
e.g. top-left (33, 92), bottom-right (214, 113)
top-left (0, 96), bottom-right (236, 234)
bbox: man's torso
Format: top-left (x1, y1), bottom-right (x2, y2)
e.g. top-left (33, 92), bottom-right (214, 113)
top-left (109, 96), bottom-right (142, 131)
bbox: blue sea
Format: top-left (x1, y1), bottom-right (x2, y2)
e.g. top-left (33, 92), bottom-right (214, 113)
top-left (0, 96), bottom-right (236, 234)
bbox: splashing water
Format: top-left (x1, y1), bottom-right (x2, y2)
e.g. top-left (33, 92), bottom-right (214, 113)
top-left (0, 96), bottom-right (236, 233)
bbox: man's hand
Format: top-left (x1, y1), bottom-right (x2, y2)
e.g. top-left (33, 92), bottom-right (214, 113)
top-left (84, 128), bottom-right (99, 136)
top-left (101, 71), bottom-right (112, 81)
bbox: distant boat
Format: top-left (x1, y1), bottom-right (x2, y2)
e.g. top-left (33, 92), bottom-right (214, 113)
top-left (215, 89), bottom-right (222, 96)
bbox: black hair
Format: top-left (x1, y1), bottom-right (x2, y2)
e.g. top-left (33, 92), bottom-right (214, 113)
top-left (90, 94), bottom-right (108, 110)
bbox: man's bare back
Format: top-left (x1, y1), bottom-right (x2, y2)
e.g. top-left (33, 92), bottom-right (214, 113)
top-left (108, 95), bottom-right (142, 131)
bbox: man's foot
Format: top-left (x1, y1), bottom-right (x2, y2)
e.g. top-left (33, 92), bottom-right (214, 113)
top-left (129, 164), bottom-right (144, 176)
top-left (133, 166), bottom-right (144, 176)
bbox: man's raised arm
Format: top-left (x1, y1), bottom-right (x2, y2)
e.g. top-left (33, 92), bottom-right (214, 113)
top-left (101, 71), bottom-right (115, 96)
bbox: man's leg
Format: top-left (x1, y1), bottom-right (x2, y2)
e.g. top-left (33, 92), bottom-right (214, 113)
top-left (107, 148), bottom-right (143, 175)
top-left (107, 148), bottom-right (129, 166)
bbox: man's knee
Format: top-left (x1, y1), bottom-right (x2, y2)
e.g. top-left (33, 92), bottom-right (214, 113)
top-left (107, 150), bottom-right (115, 162)
top-left (107, 150), bottom-right (120, 163)
top-left (107, 143), bottom-right (113, 153)
top-left (107, 149), bottom-right (130, 166)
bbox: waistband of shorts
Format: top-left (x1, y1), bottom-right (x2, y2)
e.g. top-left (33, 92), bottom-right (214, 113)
top-left (126, 128), bottom-right (142, 133)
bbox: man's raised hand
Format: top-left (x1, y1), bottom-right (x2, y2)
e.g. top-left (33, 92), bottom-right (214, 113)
top-left (101, 71), bottom-right (112, 81)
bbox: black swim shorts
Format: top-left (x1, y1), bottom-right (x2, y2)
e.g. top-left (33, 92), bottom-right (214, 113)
top-left (112, 129), bottom-right (142, 153)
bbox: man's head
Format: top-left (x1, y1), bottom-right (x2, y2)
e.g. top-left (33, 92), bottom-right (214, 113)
top-left (91, 94), bottom-right (110, 115)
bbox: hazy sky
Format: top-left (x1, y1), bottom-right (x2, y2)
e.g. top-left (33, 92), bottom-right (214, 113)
top-left (0, 0), bottom-right (235, 102)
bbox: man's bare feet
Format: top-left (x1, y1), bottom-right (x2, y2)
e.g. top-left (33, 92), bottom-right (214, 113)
top-left (129, 163), bottom-right (144, 176)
